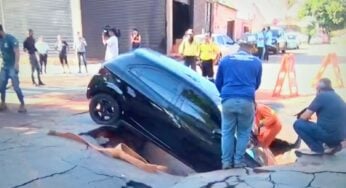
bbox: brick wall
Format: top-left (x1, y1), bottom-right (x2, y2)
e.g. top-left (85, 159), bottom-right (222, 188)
top-left (212, 3), bottom-right (237, 35)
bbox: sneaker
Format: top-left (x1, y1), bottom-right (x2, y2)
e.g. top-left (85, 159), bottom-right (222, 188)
top-left (222, 163), bottom-right (233, 170)
top-left (234, 162), bottom-right (247, 168)
top-left (38, 82), bottom-right (45, 86)
top-left (0, 103), bottom-right (8, 112)
top-left (324, 144), bottom-right (342, 155)
top-left (295, 149), bottom-right (323, 155)
top-left (18, 104), bottom-right (27, 113)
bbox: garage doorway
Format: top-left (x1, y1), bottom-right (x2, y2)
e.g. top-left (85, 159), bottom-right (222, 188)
top-left (227, 20), bottom-right (235, 39)
top-left (173, 0), bottom-right (193, 44)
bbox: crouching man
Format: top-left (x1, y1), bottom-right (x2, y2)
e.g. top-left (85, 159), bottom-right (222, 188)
top-left (254, 103), bottom-right (282, 148)
top-left (294, 78), bottom-right (345, 154)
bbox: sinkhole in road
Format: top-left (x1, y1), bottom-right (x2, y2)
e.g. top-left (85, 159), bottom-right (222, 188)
top-left (80, 126), bottom-right (195, 176)
top-left (80, 126), bottom-right (299, 176)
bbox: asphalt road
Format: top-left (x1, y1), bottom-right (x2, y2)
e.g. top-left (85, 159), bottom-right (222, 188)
top-left (1, 45), bottom-right (346, 187)
top-left (269, 43), bottom-right (346, 64)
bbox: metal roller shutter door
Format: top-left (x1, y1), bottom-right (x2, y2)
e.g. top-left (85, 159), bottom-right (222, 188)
top-left (81, 0), bottom-right (166, 60)
top-left (0, 0), bottom-right (73, 54)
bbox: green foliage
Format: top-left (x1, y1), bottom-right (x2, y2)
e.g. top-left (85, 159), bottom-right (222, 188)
top-left (287, 0), bottom-right (296, 8)
top-left (299, 0), bottom-right (346, 31)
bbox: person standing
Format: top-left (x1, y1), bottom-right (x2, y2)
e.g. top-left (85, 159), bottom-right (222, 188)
top-left (74, 32), bottom-right (88, 73)
top-left (35, 36), bottom-right (49, 74)
top-left (215, 42), bottom-right (262, 169)
top-left (130, 28), bottom-right (141, 50)
top-left (256, 28), bottom-right (266, 60)
top-left (23, 29), bottom-right (44, 86)
top-left (178, 29), bottom-right (198, 71)
top-left (264, 27), bottom-right (272, 62)
top-left (294, 78), bottom-right (345, 155)
top-left (55, 35), bottom-right (70, 73)
top-left (198, 33), bottom-right (220, 82)
top-left (0, 24), bottom-right (27, 113)
top-left (102, 27), bottom-right (119, 61)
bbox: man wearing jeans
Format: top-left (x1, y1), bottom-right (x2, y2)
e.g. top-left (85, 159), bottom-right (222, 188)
top-left (23, 29), bottom-right (44, 86)
top-left (0, 24), bottom-right (26, 113)
top-left (74, 32), bottom-right (88, 73)
top-left (215, 42), bottom-right (262, 169)
top-left (294, 78), bottom-right (345, 154)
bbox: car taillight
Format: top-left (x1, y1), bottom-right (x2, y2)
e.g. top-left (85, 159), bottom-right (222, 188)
top-left (98, 67), bottom-right (110, 76)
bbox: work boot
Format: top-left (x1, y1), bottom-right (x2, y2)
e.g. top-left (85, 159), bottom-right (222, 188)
top-left (38, 81), bottom-right (45, 86)
top-left (0, 102), bottom-right (8, 112)
top-left (295, 149), bottom-right (323, 155)
top-left (18, 104), bottom-right (27, 113)
top-left (233, 162), bottom-right (247, 168)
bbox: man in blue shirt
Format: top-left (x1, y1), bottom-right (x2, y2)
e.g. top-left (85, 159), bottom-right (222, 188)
top-left (0, 24), bottom-right (26, 113)
top-left (294, 78), bottom-right (345, 154)
top-left (256, 28), bottom-right (266, 60)
top-left (264, 26), bottom-right (272, 62)
top-left (215, 42), bottom-right (262, 169)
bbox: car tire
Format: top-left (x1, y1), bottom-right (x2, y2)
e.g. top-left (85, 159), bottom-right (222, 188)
top-left (89, 93), bottom-right (121, 125)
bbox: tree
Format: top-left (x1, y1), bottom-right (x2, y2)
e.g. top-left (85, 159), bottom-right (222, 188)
top-left (299, 0), bottom-right (346, 32)
top-left (287, 0), bottom-right (296, 8)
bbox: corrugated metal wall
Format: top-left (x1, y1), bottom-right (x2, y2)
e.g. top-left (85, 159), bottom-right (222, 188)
top-left (81, 0), bottom-right (166, 60)
top-left (0, 0), bottom-right (73, 54)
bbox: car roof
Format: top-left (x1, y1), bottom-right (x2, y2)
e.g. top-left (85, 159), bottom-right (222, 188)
top-left (195, 33), bottom-right (227, 37)
top-left (105, 48), bottom-right (221, 105)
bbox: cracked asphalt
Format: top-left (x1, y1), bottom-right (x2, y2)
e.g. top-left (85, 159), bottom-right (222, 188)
top-left (1, 47), bottom-right (346, 188)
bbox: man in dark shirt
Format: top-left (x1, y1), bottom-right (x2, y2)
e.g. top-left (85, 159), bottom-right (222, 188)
top-left (23, 29), bottom-right (44, 86)
top-left (0, 24), bottom-right (26, 113)
top-left (215, 42), bottom-right (262, 169)
top-left (294, 78), bottom-right (345, 154)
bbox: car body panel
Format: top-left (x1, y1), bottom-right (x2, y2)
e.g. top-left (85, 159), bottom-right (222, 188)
top-left (87, 49), bottom-right (262, 172)
top-left (195, 34), bottom-right (240, 57)
top-left (286, 32), bottom-right (300, 49)
top-left (269, 27), bottom-right (287, 53)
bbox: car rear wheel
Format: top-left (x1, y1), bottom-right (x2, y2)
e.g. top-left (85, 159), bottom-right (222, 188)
top-left (89, 93), bottom-right (120, 125)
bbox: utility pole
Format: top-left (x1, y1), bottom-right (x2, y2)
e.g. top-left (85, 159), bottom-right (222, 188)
top-left (208, 0), bottom-right (216, 33)
top-left (0, 0), bottom-right (5, 29)
top-left (166, 0), bottom-right (173, 55)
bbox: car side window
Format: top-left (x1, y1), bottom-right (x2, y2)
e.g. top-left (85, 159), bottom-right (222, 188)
top-left (130, 67), bottom-right (180, 102)
top-left (223, 35), bottom-right (234, 44)
top-left (180, 88), bottom-right (220, 131)
top-left (215, 36), bottom-right (224, 45)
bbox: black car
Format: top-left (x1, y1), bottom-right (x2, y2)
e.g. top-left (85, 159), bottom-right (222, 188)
top-left (86, 49), bottom-right (279, 172)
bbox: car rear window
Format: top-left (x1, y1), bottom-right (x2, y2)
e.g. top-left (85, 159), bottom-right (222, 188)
top-left (287, 35), bottom-right (296, 39)
top-left (134, 49), bottom-right (221, 106)
top-left (131, 67), bottom-right (181, 102)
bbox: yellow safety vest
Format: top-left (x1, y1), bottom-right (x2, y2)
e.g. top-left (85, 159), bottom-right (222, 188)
top-left (178, 39), bottom-right (199, 57)
top-left (199, 42), bottom-right (219, 61)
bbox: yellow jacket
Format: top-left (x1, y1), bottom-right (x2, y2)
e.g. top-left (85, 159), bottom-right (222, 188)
top-left (199, 42), bottom-right (220, 61)
top-left (179, 39), bottom-right (199, 57)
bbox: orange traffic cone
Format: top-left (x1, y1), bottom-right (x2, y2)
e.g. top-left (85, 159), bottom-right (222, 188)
top-left (272, 54), bottom-right (299, 97)
top-left (312, 53), bottom-right (344, 88)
